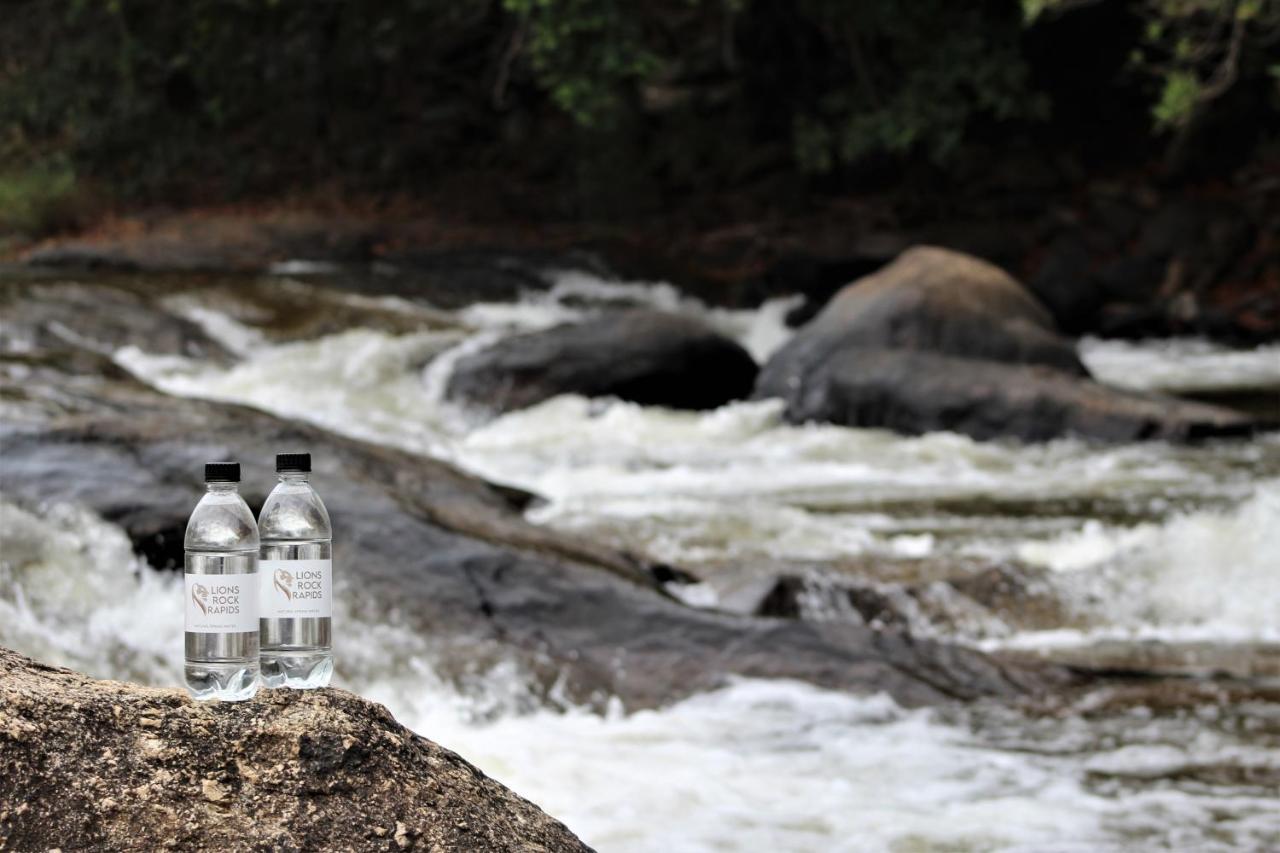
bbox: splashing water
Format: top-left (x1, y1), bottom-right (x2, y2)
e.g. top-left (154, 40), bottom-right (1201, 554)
top-left (1081, 337), bottom-right (1280, 394)
top-left (1009, 482), bottom-right (1280, 645)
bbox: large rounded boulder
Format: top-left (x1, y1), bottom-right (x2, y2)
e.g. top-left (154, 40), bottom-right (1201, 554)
top-left (756, 246), bottom-right (1255, 442)
top-left (763, 246), bottom-right (1087, 380)
top-left (447, 310), bottom-right (758, 413)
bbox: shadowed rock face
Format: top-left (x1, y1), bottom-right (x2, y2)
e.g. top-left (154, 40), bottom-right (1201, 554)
top-left (756, 246), bottom-right (1257, 442)
top-left (0, 648), bottom-right (592, 852)
top-left (0, 281), bottom-right (235, 364)
top-left (790, 349), bottom-right (1255, 443)
top-left (0, 278), bottom-right (1069, 710)
top-left (446, 310), bottom-right (758, 413)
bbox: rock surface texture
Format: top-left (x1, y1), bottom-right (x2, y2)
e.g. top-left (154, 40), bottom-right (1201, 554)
top-left (755, 246), bottom-right (1256, 442)
top-left (0, 648), bottom-right (591, 852)
top-left (447, 310), bottom-right (758, 413)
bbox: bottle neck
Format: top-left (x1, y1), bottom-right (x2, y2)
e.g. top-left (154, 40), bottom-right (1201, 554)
top-left (206, 482), bottom-right (239, 494)
top-left (278, 472), bottom-right (310, 484)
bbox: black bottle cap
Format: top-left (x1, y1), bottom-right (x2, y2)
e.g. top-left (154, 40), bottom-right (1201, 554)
top-left (276, 452), bottom-right (311, 473)
top-left (205, 462), bottom-right (240, 483)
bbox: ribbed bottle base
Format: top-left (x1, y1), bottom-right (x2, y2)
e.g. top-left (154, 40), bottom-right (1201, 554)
top-left (261, 650), bottom-right (333, 689)
top-left (185, 661), bottom-right (260, 701)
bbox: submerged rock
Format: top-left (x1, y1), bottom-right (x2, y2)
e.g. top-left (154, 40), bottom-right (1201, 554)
top-left (447, 310), bottom-right (758, 413)
top-left (0, 647), bottom-right (591, 852)
top-left (756, 246), bottom-right (1256, 442)
top-left (0, 280), bottom-right (1066, 709)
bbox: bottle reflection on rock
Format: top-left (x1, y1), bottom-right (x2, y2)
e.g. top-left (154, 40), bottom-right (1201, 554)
top-left (258, 452), bottom-right (334, 688)
top-left (184, 462), bottom-right (260, 701)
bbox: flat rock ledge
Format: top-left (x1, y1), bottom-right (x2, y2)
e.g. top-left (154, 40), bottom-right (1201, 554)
top-left (0, 648), bottom-right (591, 852)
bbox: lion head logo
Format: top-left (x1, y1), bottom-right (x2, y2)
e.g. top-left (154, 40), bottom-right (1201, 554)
top-left (273, 568), bottom-right (294, 601)
top-left (191, 582), bottom-right (209, 615)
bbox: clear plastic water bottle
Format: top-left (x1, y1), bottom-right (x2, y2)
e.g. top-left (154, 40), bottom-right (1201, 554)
top-left (184, 462), bottom-right (260, 701)
top-left (258, 452), bottom-right (334, 688)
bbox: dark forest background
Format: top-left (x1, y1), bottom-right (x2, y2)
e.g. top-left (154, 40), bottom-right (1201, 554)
top-left (2, 1), bottom-right (1277, 340)
top-left (4, 0), bottom-right (1276, 216)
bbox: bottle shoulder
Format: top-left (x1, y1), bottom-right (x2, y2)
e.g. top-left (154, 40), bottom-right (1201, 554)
top-left (185, 492), bottom-right (259, 551)
top-left (257, 481), bottom-right (332, 541)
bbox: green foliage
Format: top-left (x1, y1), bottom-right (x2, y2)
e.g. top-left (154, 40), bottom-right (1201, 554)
top-left (0, 159), bottom-right (84, 237)
top-left (1034, 0), bottom-right (1280, 131)
top-left (787, 1), bottom-right (1044, 171)
top-left (502, 0), bottom-right (662, 128)
top-left (1020, 0), bottom-right (1055, 21)
top-left (1, 0), bottom-right (498, 197)
top-left (500, 0), bottom-right (1045, 174)
top-left (1, 0), bottom-right (1275, 205)
top-left (1153, 70), bottom-right (1203, 128)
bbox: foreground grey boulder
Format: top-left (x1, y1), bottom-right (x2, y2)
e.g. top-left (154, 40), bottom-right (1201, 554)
top-left (0, 648), bottom-right (591, 852)
top-left (756, 246), bottom-right (1254, 441)
top-left (447, 310), bottom-right (758, 413)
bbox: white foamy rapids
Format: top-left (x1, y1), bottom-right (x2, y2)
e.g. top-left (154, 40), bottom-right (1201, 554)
top-left (3, 499), bottom-right (1277, 853)
top-left (116, 327), bottom-right (469, 457)
top-left (171, 301), bottom-right (270, 358)
top-left (0, 498), bottom-right (182, 684)
top-left (455, 396), bottom-right (1276, 564)
top-left (1006, 482), bottom-right (1280, 645)
top-left (390, 680), bottom-right (1139, 853)
top-left (1080, 337), bottom-right (1280, 393)
top-left (457, 396), bottom-right (1239, 509)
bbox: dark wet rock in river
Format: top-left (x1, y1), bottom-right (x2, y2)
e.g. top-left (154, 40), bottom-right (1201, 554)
top-left (0, 281), bottom-right (1067, 709)
top-left (755, 246), bottom-right (1257, 442)
top-left (0, 281), bottom-right (234, 363)
top-left (776, 348), bottom-right (1254, 442)
top-left (0, 647), bottom-right (591, 852)
top-left (447, 310), bottom-right (758, 413)
top-left (742, 563), bottom-right (1072, 639)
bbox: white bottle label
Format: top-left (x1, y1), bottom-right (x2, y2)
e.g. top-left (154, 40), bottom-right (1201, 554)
top-left (259, 559), bottom-right (332, 619)
top-left (184, 573), bottom-right (259, 634)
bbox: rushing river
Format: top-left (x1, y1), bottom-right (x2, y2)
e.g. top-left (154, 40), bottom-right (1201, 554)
top-left (3, 270), bottom-right (1279, 851)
